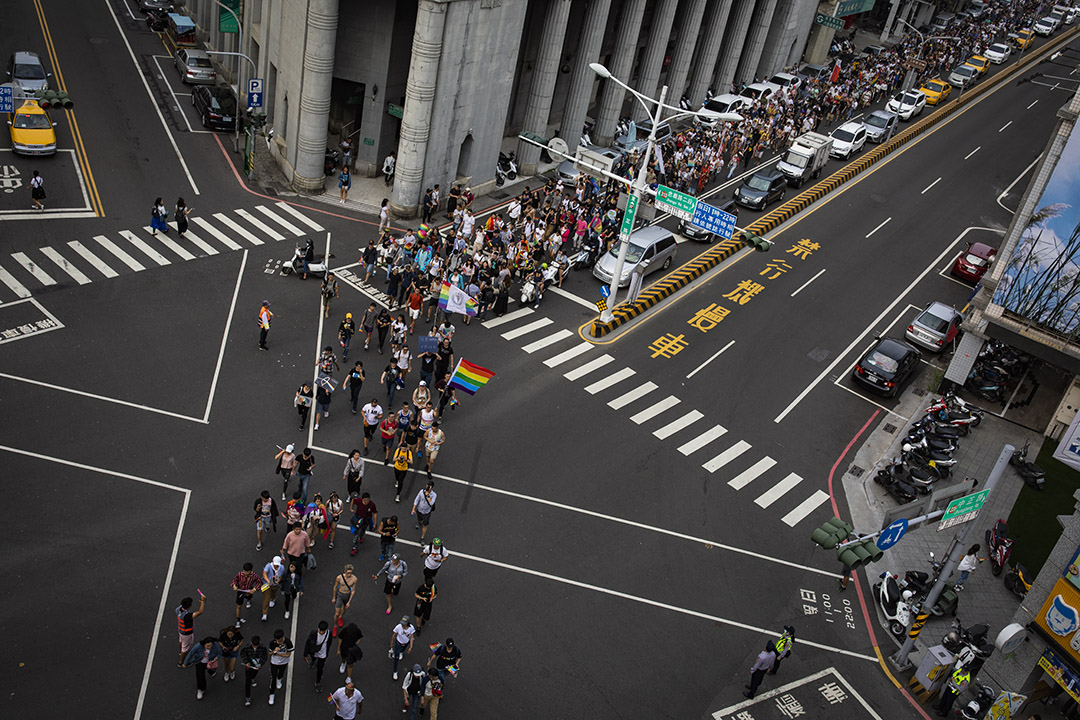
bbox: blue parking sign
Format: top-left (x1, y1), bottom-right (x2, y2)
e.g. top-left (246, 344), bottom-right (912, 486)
top-left (247, 78), bottom-right (264, 108)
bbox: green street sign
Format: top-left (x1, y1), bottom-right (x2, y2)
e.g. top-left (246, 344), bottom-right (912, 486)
top-left (219, 0), bottom-right (240, 33)
top-left (656, 184), bottom-right (697, 221)
top-left (939, 489), bottom-right (991, 530)
top-left (621, 194), bottom-right (638, 237)
top-left (815, 12), bottom-right (845, 30)
top-left (836, 0), bottom-right (874, 17)
top-left (388, 103), bottom-right (404, 119)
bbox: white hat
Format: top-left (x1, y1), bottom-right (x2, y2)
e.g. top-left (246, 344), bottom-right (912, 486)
top-left (285, 444), bottom-right (294, 453)
top-left (419, 380), bottom-right (427, 386)
top-left (272, 556), bottom-right (282, 567)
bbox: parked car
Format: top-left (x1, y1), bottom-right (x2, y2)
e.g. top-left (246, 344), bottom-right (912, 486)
top-left (677, 198), bottom-right (739, 242)
top-left (951, 241), bottom-right (997, 282)
top-left (829, 121), bottom-right (867, 159)
top-left (6, 51), bottom-right (49, 92)
top-left (696, 94), bottom-right (747, 127)
top-left (592, 225), bottom-right (678, 287)
top-left (984, 42), bottom-right (1012, 63)
top-left (174, 48), bottom-right (216, 85)
top-left (615, 119), bottom-right (672, 154)
top-left (740, 83), bottom-right (776, 103)
top-left (852, 338), bottom-right (922, 397)
top-left (798, 64), bottom-right (830, 83)
top-left (1033, 17), bottom-right (1056, 35)
top-left (557, 145), bottom-right (621, 186)
top-left (862, 110), bottom-right (899, 143)
top-left (768, 72), bottom-right (801, 90)
top-left (948, 64), bottom-right (979, 89)
top-left (138, 0), bottom-right (175, 10)
top-left (886, 90), bottom-right (926, 120)
top-left (966, 55), bottom-right (990, 75)
top-left (734, 169), bottom-right (787, 210)
top-left (906, 302), bottom-right (962, 352)
top-left (191, 85), bottom-right (237, 130)
top-left (918, 79), bottom-right (952, 105)
top-left (1012, 29), bottom-right (1035, 49)
top-left (8, 99), bottom-right (56, 155)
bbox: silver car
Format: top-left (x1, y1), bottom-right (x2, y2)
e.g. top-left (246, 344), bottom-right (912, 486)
top-left (948, 64), bottom-right (979, 89)
top-left (7, 51), bottom-right (50, 92)
top-left (557, 146), bottom-right (621, 187)
top-left (175, 48), bottom-right (217, 85)
top-left (593, 225), bottom-right (678, 287)
top-left (905, 302), bottom-right (962, 352)
top-left (862, 110), bottom-right (899, 143)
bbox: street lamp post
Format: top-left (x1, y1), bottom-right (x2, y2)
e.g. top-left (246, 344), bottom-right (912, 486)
top-left (208, 0), bottom-right (248, 151)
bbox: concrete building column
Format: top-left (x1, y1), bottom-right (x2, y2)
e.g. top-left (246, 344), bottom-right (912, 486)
top-left (713, 0), bottom-right (756, 93)
top-left (593, 0), bottom-right (648, 146)
top-left (390, 0), bottom-right (448, 218)
top-left (291, 0), bottom-right (340, 193)
top-left (802, 2), bottom-right (837, 66)
top-left (788, 0), bottom-right (821, 66)
top-left (687, 0), bottom-right (735, 104)
top-left (559, 0), bottom-right (613, 146)
top-left (756, 0), bottom-right (800, 78)
top-left (664, 0), bottom-right (709, 103)
top-left (517, 0), bottom-right (573, 176)
top-left (734, 0), bottom-right (779, 85)
top-left (631, 0), bottom-right (680, 122)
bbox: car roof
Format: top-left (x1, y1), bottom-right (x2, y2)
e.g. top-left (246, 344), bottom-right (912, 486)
top-left (628, 225), bottom-right (672, 245)
top-left (771, 72), bottom-right (797, 80)
top-left (969, 242), bottom-right (996, 256)
top-left (924, 301), bottom-right (960, 319)
top-left (875, 338), bottom-right (916, 358)
top-left (868, 110), bottom-right (895, 119)
top-left (836, 121), bottom-right (863, 132)
top-left (924, 79), bottom-right (947, 88)
top-left (14, 99), bottom-right (47, 113)
top-left (11, 51), bottom-right (43, 65)
top-left (711, 93), bottom-right (743, 103)
top-left (185, 48), bottom-right (212, 58)
top-left (750, 168), bottom-right (783, 181)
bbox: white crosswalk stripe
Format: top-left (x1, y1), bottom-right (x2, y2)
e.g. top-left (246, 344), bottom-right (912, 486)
top-left (630, 396), bottom-right (680, 425)
top-left (95, 236), bottom-right (147, 271)
top-left (653, 410), bottom-right (703, 439)
top-left (728, 457), bottom-right (777, 490)
top-left (12, 252), bottom-right (57, 286)
top-left (584, 367), bottom-right (635, 394)
top-left (119, 231), bottom-right (170, 266)
top-left (0, 265), bottom-right (31, 297)
top-left (522, 329), bottom-right (573, 353)
top-left (678, 425), bottom-right (727, 455)
top-left (501, 317), bottom-right (553, 340)
top-left (236, 209), bottom-right (286, 241)
top-left (214, 213), bottom-right (264, 245)
top-left (275, 201), bottom-right (325, 232)
top-left (544, 341), bottom-right (593, 367)
top-left (608, 381), bottom-right (658, 409)
top-left (754, 473), bottom-right (803, 508)
top-left (68, 241), bottom-right (118, 278)
top-left (703, 440), bottom-right (753, 473)
top-left (255, 205), bottom-right (304, 236)
top-left (40, 247), bottom-right (91, 285)
top-left (191, 217), bottom-right (242, 250)
top-left (482, 307), bottom-right (534, 328)
top-left (178, 229), bottom-right (219, 256)
top-left (145, 228), bottom-right (196, 260)
top-left (781, 490), bottom-right (831, 526)
top-left (564, 354), bottom-right (614, 380)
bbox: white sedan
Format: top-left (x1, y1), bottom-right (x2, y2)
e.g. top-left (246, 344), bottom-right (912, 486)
top-left (984, 42), bottom-right (1012, 63)
top-left (886, 90), bottom-right (926, 121)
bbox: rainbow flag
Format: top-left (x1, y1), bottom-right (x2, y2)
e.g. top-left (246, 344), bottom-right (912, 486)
top-left (447, 358), bottom-right (495, 396)
top-left (438, 281), bottom-right (479, 317)
top-left (429, 642), bottom-right (442, 653)
top-left (417, 223), bottom-right (433, 240)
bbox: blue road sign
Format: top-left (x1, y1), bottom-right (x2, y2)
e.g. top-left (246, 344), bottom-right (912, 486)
top-left (247, 92), bottom-right (263, 108)
top-left (0, 85), bottom-right (13, 114)
top-left (247, 78), bottom-right (264, 108)
top-left (690, 201), bottom-right (738, 240)
top-left (876, 518), bottom-right (909, 551)
top-left (600, 285), bottom-right (610, 298)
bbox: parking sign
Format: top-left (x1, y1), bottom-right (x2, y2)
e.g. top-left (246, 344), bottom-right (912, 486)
top-left (247, 78), bottom-right (264, 108)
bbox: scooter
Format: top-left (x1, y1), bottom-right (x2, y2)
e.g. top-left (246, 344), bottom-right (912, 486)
top-left (494, 152), bottom-right (518, 187)
top-left (903, 426), bottom-right (959, 454)
top-left (925, 400), bottom-right (982, 428)
top-left (873, 572), bottom-right (916, 637)
top-left (911, 416), bottom-right (967, 440)
top-left (1011, 441), bottom-right (1046, 489)
top-left (959, 684), bottom-right (997, 720)
top-left (281, 239), bottom-right (327, 278)
top-left (571, 237), bottom-right (600, 271)
top-left (943, 392), bottom-right (986, 417)
top-left (519, 264), bottom-right (560, 306)
top-left (874, 465), bottom-right (919, 503)
top-left (324, 147), bottom-right (340, 176)
top-left (965, 376), bottom-right (1006, 403)
top-left (901, 552), bottom-right (959, 616)
top-left (901, 445), bottom-right (952, 480)
top-left (985, 518), bottom-right (1013, 576)
top-left (1004, 562), bottom-right (1032, 598)
top-left (943, 618), bottom-right (991, 657)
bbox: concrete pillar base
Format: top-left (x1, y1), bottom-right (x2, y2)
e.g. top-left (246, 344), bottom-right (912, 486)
top-left (520, 162), bottom-right (539, 177)
top-left (292, 171), bottom-right (327, 195)
top-left (389, 201), bottom-right (419, 220)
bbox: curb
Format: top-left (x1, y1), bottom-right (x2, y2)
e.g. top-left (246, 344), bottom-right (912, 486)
top-left (589, 26), bottom-right (1080, 338)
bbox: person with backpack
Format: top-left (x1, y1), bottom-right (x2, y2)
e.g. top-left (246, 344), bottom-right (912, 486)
top-left (239, 635), bottom-right (269, 707)
top-left (401, 663), bottom-right (428, 718)
top-left (150, 197), bottom-right (169, 235)
top-left (322, 272), bottom-right (340, 318)
top-left (304, 620), bottom-right (333, 692)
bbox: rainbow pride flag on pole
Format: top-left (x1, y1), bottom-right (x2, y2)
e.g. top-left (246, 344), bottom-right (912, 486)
top-left (446, 358), bottom-right (495, 395)
top-left (438, 281), bottom-right (479, 317)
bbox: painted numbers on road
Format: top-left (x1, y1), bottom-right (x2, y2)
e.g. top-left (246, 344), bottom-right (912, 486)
top-left (801, 589), bottom-right (856, 630)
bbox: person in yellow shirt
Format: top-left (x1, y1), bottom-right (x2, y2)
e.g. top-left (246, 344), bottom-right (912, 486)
top-left (392, 444), bottom-right (413, 503)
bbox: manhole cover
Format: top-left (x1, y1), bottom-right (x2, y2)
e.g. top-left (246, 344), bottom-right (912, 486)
top-left (884, 423), bottom-right (897, 434)
top-left (850, 465), bottom-right (865, 477)
top-left (912, 388), bottom-right (926, 396)
top-left (807, 347), bottom-right (830, 363)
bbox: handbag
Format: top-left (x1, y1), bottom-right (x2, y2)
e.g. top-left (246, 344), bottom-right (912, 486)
top-left (305, 552), bottom-right (318, 570)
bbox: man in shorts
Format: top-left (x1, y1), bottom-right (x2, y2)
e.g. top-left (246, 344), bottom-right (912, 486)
top-left (379, 415), bottom-right (398, 464)
top-left (423, 422), bottom-right (445, 480)
top-left (361, 399), bottom-right (383, 456)
top-left (406, 287), bottom-right (424, 334)
top-left (373, 553), bottom-right (409, 615)
top-left (231, 562), bottom-right (262, 627)
top-left (336, 622), bottom-right (364, 681)
top-left (360, 303), bottom-right (378, 350)
top-left (413, 580), bottom-right (437, 636)
top-left (321, 272), bottom-right (340, 318)
top-left (411, 482), bottom-right (438, 541)
top-left (332, 565), bottom-right (357, 630)
top-left (420, 538), bottom-right (448, 584)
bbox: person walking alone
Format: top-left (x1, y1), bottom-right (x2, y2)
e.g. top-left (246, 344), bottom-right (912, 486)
top-left (304, 620), bottom-right (333, 692)
top-left (339, 165), bottom-right (351, 203)
top-left (29, 170), bottom-right (45, 211)
top-left (343, 363), bottom-right (366, 416)
top-left (231, 562), bottom-right (262, 627)
top-left (383, 152), bottom-right (396, 186)
top-left (420, 538), bottom-right (448, 584)
top-left (744, 641), bottom-right (776, 698)
top-left (373, 553), bottom-right (409, 616)
top-left (378, 514), bottom-right (400, 561)
top-left (411, 482), bottom-right (438, 541)
top-left (412, 580), bottom-right (437, 637)
top-left (275, 444), bottom-right (297, 502)
top-left (339, 313), bottom-right (356, 361)
top-left (342, 449), bottom-right (365, 498)
top-left (258, 300), bottom-right (273, 351)
top-left (954, 544), bottom-right (983, 591)
top-left (389, 616), bottom-right (416, 681)
top-left (267, 629), bottom-right (294, 706)
top-left (261, 556), bottom-right (285, 622)
top-left (401, 663), bottom-right (428, 719)
top-left (279, 561), bottom-right (304, 621)
top-left (331, 681), bottom-right (364, 719)
top-left (239, 635), bottom-right (269, 707)
top-left (331, 565), bottom-right (357, 631)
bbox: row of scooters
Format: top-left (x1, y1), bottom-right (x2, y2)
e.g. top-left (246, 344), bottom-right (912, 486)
top-left (964, 339), bottom-right (1032, 405)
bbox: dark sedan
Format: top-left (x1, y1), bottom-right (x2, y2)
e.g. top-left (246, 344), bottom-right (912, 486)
top-left (191, 85), bottom-right (236, 130)
top-left (733, 169), bottom-right (786, 210)
top-left (852, 338), bottom-right (922, 397)
top-left (145, 8), bottom-right (170, 30)
top-left (677, 198), bottom-right (739, 241)
top-left (138, 0), bottom-right (175, 11)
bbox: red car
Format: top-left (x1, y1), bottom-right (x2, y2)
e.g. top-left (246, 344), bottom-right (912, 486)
top-left (951, 242), bottom-right (996, 283)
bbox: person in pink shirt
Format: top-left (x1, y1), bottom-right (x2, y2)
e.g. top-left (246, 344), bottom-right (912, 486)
top-left (281, 525), bottom-right (311, 570)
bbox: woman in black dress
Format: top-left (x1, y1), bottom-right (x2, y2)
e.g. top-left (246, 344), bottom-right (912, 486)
top-left (176, 197), bottom-right (191, 237)
top-left (492, 277), bottom-right (510, 317)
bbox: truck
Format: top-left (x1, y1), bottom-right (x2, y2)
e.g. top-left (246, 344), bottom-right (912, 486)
top-left (776, 131), bottom-right (832, 188)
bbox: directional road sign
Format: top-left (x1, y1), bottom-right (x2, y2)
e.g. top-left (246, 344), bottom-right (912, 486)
top-left (690, 201), bottom-right (738, 240)
top-left (620, 193), bottom-right (639, 237)
top-left (939, 489), bottom-right (991, 531)
top-left (656, 184), bottom-right (697, 221)
top-left (815, 12), bottom-right (845, 30)
top-left (0, 85), bottom-right (13, 114)
top-left (876, 518), bottom-right (909, 551)
top-left (600, 285), bottom-right (610, 298)
top-left (247, 78), bottom-right (264, 108)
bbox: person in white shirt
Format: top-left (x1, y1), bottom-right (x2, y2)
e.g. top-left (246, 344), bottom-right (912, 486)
top-left (361, 400), bottom-right (384, 456)
top-left (421, 538), bottom-right (448, 583)
top-left (389, 616), bottom-right (416, 680)
top-left (304, 620), bottom-right (333, 692)
top-left (331, 681), bottom-right (363, 720)
top-left (267, 629), bottom-right (293, 706)
top-left (379, 199), bottom-right (390, 234)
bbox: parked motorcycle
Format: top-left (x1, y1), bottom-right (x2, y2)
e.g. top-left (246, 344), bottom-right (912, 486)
top-left (1003, 562), bottom-right (1032, 598)
top-left (874, 572), bottom-right (917, 636)
top-left (874, 463), bottom-right (919, 503)
top-left (324, 147), bottom-right (340, 176)
top-left (943, 617), bottom-right (992, 658)
top-left (985, 518), bottom-right (1013, 576)
top-left (1010, 441), bottom-right (1046, 490)
top-left (494, 151), bottom-right (518, 187)
top-left (959, 684), bottom-right (997, 720)
top-left (902, 427), bottom-right (958, 455)
top-left (901, 552), bottom-right (959, 616)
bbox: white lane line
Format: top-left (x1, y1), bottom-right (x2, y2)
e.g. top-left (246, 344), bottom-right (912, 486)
top-left (177, 229), bottom-right (219, 256)
top-left (236, 208), bottom-right (286, 241)
top-left (119, 230), bottom-right (170, 266)
top-left (0, 265), bottom-right (31, 297)
top-left (145, 228), bottom-right (195, 260)
top-left (865, 217), bottom-right (891, 238)
top-left (774, 226), bottom-right (993, 423)
top-left (654, 410), bottom-right (703, 439)
top-left (686, 339), bottom-right (735, 379)
top-left (999, 120), bottom-right (1012, 132)
top-left (997, 155), bottom-right (1041, 213)
top-left (151, 55), bottom-right (192, 132)
top-left (1027, 99), bottom-right (1038, 109)
top-left (564, 354), bottom-right (614, 380)
top-left (964, 146), bottom-right (981, 160)
top-left (214, 212), bottom-right (264, 245)
top-left (521, 328), bottom-right (573, 353)
top-left (630, 395), bottom-right (681, 424)
top-left (703, 440), bottom-right (752, 473)
top-left (203, 251), bottom-right (248, 422)
top-left (255, 205), bottom-right (305, 236)
top-left (921, 178), bottom-right (941, 194)
top-left (40, 247), bottom-right (91, 285)
top-left (482, 306), bottom-right (534, 328)
top-left (191, 217), bottom-right (242, 250)
top-left (607, 381), bottom-right (658, 409)
top-left (754, 472), bottom-right (803, 508)
top-left (68, 241), bottom-right (118, 278)
top-left (791, 268), bottom-right (826, 297)
top-left (104, 1), bottom-right (199, 194)
top-left (95, 236), bottom-right (146, 271)
top-left (679, 425), bottom-right (728, 455)
top-left (11, 252), bottom-right (57, 286)
top-left (275, 201), bottom-right (325, 231)
top-left (547, 285), bottom-right (600, 310)
top-left (543, 341), bottom-right (594, 367)
top-left (501, 317), bottom-right (554, 340)
top-left (781, 490), bottom-right (831, 527)
top-left (728, 456), bottom-right (777, 490)
top-left (584, 367), bottom-right (636, 394)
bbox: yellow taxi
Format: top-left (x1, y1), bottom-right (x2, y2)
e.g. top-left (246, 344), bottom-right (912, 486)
top-left (1013, 29), bottom-right (1035, 49)
top-left (965, 55), bottom-right (990, 75)
top-left (8, 100), bottom-right (56, 155)
top-left (918, 79), bottom-right (952, 105)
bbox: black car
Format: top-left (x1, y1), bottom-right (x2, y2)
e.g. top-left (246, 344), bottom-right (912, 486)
top-left (138, 0), bottom-right (175, 11)
top-left (852, 337), bottom-right (922, 397)
top-left (191, 85), bottom-right (236, 130)
top-left (145, 8), bottom-right (170, 30)
top-left (734, 169), bottom-right (786, 210)
top-left (677, 198), bottom-right (739, 242)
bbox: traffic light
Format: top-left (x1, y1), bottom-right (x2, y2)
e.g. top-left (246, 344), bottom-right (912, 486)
top-left (837, 537), bottom-right (884, 570)
top-left (743, 230), bottom-right (772, 251)
top-left (248, 111), bottom-right (268, 129)
top-left (811, 517), bottom-right (852, 549)
top-left (35, 89), bottom-right (73, 109)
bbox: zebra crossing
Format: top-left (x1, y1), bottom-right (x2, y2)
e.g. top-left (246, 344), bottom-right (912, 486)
top-left (0, 202), bottom-right (325, 302)
top-left (481, 308), bottom-right (831, 528)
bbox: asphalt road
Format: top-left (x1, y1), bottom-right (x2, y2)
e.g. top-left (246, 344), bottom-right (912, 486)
top-left (4, 1), bottom-right (1080, 719)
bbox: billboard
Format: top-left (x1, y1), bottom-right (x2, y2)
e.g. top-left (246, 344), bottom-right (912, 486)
top-left (993, 125), bottom-right (1080, 336)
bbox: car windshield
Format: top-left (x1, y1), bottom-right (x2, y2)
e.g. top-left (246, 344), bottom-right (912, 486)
top-left (865, 350), bottom-right (899, 374)
top-left (746, 175), bottom-right (772, 191)
top-left (13, 112), bottom-right (50, 129)
top-left (990, 44), bottom-right (1008, 53)
top-left (964, 252), bottom-right (989, 267)
top-left (704, 99), bottom-right (731, 113)
top-left (866, 114), bottom-right (889, 128)
top-left (769, 75), bottom-right (789, 86)
top-left (917, 309), bottom-right (951, 333)
top-left (901, 93), bottom-right (921, 104)
top-left (783, 150), bottom-right (808, 168)
top-left (956, 66), bottom-right (975, 76)
top-left (927, 82), bottom-right (944, 92)
top-left (833, 128), bottom-right (855, 142)
top-left (14, 63), bottom-right (46, 80)
top-left (189, 57), bottom-right (214, 69)
top-left (210, 92), bottom-right (236, 113)
top-left (608, 243), bottom-right (646, 264)
top-left (741, 87), bottom-right (761, 99)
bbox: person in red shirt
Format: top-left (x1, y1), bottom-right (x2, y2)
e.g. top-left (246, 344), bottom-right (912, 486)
top-left (231, 562), bottom-right (262, 628)
top-left (380, 415), bottom-right (398, 464)
top-left (406, 288), bottom-right (424, 334)
top-left (349, 492), bottom-right (379, 556)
